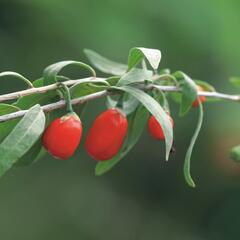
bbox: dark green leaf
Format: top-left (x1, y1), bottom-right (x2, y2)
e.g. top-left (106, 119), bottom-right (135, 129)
top-left (183, 101), bottom-right (204, 187)
top-left (114, 86), bottom-right (173, 160)
top-left (0, 105), bottom-right (45, 177)
top-left (95, 105), bottom-right (150, 175)
top-left (174, 71), bottom-right (197, 116)
top-left (84, 49), bottom-right (127, 75)
top-left (230, 145), bottom-right (240, 162)
top-left (43, 60), bottom-right (96, 85)
top-left (0, 104), bottom-right (21, 143)
top-left (117, 68), bottom-right (153, 86)
top-left (128, 47), bottom-right (161, 71)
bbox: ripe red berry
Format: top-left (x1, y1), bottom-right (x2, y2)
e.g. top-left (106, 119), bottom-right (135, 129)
top-left (42, 113), bottom-right (82, 160)
top-left (148, 114), bottom-right (174, 141)
top-left (85, 108), bottom-right (128, 161)
top-left (192, 85), bottom-right (206, 107)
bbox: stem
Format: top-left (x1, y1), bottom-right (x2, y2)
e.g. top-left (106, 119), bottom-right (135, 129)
top-left (0, 77), bottom-right (106, 103)
top-left (58, 83), bottom-right (73, 113)
top-left (116, 94), bottom-right (124, 109)
top-left (0, 77), bottom-right (240, 122)
top-left (0, 90), bottom-right (108, 123)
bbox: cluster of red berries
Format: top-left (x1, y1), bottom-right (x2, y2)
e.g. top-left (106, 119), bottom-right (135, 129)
top-left (42, 86), bottom-right (206, 161)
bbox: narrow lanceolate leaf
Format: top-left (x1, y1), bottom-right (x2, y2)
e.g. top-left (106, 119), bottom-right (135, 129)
top-left (0, 105), bottom-right (45, 177)
top-left (117, 68), bottom-right (153, 87)
top-left (128, 47), bottom-right (161, 71)
top-left (84, 49), bottom-right (128, 75)
top-left (174, 71), bottom-right (197, 116)
top-left (183, 101), bottom-right (204, 187)
top-left (0, 71), bottom-right (33, 88)
top-left (0, 104), bottom-right (21, 143)
top-left (106, 94), bottom-right (139, 115)
top-left (43, 60), bottom-right (96, 85)
top-left (230, 145), bottom-right (240, 162)
top-left (114, 86), bottom-right (173, 160)
top-left (95, 105), bottom-right (150, 175)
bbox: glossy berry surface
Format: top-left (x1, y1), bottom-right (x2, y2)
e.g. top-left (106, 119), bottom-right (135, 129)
top-left (148, 114), bottom-right (174, 141)
top-left (192, 85), bottom-right (206, 107)
top-left (85, 108), bottom-right (128, 161)
top-left (42, 113), bottom-right (82, 160)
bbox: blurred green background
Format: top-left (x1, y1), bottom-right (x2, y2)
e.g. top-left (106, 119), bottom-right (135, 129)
top-left (1, 0), bottom-right (240, 239)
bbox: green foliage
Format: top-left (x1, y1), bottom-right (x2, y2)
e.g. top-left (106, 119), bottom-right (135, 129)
top-left (174, 71), bottom-right (198, 116)
top-left (128, 47), bottom-right (161, 70)
top-left (43, 60), bottom-right (96, 85)
top-left (0, 105), bottom-right (45, 177)
top-left (183, 102), bottom-right (204, 187)
top-left (114, 85), bottom-right (173, 160)
top-left (84, 49), bottom-right (127, 75)
top-left (0, 104), bottom-right (20, 142)
top-left (117, 68), bottom-right (152, 86)
top-left (0, 46), bottom-right (239, 187)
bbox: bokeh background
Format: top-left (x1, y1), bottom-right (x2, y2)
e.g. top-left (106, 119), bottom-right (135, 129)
top-left (1, 0), bottom-right (240, 239)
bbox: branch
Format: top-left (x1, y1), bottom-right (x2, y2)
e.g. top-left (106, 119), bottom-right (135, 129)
top-left (0, 90), bottom-right (108, 123)
top-left (0, 77), bottom-right (240, 123)
top-left (0, 77), bottom-right (105, 102)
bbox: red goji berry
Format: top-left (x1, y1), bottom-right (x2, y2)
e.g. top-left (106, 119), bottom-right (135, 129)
top-left (85, 108), bottom-right (128, 161)
top-left (148, 114), bottom-right (174, 141)
top-left (42, 113), bottom-right (82, 160)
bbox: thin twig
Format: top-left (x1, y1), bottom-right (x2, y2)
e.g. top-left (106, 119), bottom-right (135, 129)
top-left (0, 77), bottom-right (105, 102)
top-left (0, 77), bottom-right (240, 123)
top-left (0, 90), bottom-right (108, 123)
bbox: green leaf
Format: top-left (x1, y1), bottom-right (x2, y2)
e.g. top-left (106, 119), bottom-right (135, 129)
top-left (95, 105), bottom-right (150, 175)
top-left (70, 81), bottom-right (109, 99)
top-left (43, 60), bottom-right (96, 85)
top-left (230, 77), bottom-right (240, 89)
top-left (15, 139), bottom-right (42, 166)
top-left (114, 86), bottom-right (173, 160)
top-left (0, 105), bottom-right (45, 177)
top-left (230, 145), bottom-right (240, 162)
top-left (117, 68), bottom-right (153, 87)
top-left (194, 80), bottom-right (215, 92)
top-left (0, 104), bottom-right (21, 143)
top-left (174, 71), bottom-right (197, 116)
top-left (183, 102), bottom-right (204, 187)
top-left (84, 49), bottom-right (127, 75)
top-left (106, 76), bottom-right (120, 86)
top-left (106, 94), bottom-right (139, 115)
top-left (0, 71), bottom-right (33, 88)
top-left (128, 47), bottom-right (161, 71)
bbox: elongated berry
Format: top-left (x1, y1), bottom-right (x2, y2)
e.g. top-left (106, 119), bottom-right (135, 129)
top-left (42, 113), bottom-right (82, 160)
top-left (85, 108), bottom-right (128, 161)
top-left (192, 85), bottom-right (206, 107)
top-left (148, 114), bottom-right (174, 141)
